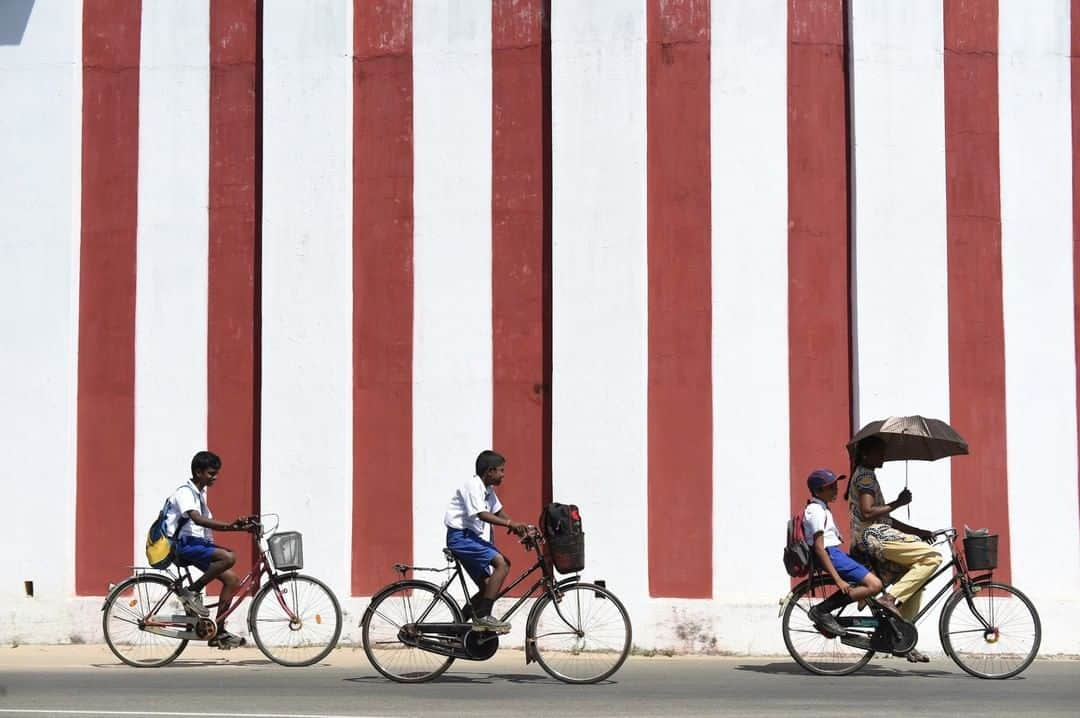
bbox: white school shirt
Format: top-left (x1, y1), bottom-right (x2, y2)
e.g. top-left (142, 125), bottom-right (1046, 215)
top-left (443, 475), bottom-right (503, 543)
top-left (802, 497), bottom-right (842, 549)
top-left (164, 479), bottom-right (213, 541)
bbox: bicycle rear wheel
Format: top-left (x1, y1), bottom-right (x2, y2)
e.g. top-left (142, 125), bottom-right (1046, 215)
top-left (527, 582), bottom-right (631, 684)
top-left (361, 580), bottom-right (461, 683)
top-left (781, 575), bottom-right (875, 676)
top-left (249, 573), bottom-right (342, 667)
top-left (102, 574), bottom-right (189, 667)
top-left (939, 579), bottom-right (1041, 679)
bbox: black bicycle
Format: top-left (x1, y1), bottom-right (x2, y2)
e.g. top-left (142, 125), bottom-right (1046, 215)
top-left (360, 527), bottom-right (632, 684)
top-left (780, 527), bottom-right (1040, 678)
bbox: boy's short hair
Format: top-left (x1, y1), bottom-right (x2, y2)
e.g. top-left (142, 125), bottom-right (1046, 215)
top-left (191, 450), bottom-right (222, 476)
top-left (475, 450), bottom-right (505, 477)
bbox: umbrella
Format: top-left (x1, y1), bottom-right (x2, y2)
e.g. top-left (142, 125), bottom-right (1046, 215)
top-left (847, 415), bottom-right (969, 517)
top-left (847, 416), bottom-right (969, 462)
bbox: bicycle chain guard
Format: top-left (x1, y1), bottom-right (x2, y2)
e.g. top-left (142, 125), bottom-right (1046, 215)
top-left (870, 616), bottom-right (918, 655)
top-left (464, 630), bottom-right (500, 660)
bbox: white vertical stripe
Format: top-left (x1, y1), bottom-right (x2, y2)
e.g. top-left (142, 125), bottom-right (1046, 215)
top-left (710, 0), bottom-right (789, 605)
top-left (551, 0), bottom-right (648, 617)
top-left (999, 0), bottom-right (1080, 602)
top-left (0, 0), bottom-right (81, 609)
top-left (261, 0), bottom-right (353, 595)
top-left (133, 0), bottom-right (210, 563)
top-left (849, 0), bottom-right (952, 536)
top-left (412, 0), bottom-right (493, 568)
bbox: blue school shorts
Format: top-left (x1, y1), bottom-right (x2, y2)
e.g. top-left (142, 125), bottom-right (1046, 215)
top-left (175, 536), bottom-right (219, 571)
top-left (446, 528), bottom-right (500, 587)
top-left (825, 546), bottom-right (870, 584)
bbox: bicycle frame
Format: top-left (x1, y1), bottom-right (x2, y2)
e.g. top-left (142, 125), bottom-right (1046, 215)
top-left (906, 535), bottom-right (993, 626)
top-left (141, 525), bottom-right (301, 636)
top-left (405, 536), bottom-right (577, 629)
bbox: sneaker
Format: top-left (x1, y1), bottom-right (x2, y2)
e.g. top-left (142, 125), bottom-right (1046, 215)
top-left (808, 606), bottom-right (846, 637)
top-left (209, 630), bottom-right (246, 649)
top-left (472, 614), bottom-right (511, 634)
top-left (175, 586), bottom-right (209, 617)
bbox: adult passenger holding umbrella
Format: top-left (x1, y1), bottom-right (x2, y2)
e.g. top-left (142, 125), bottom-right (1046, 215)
top-left (845, 416), bottom-right (969, 664)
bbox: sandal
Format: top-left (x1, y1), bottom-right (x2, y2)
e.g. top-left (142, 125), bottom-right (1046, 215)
top-left (905, 648), bottom-right (930, 663)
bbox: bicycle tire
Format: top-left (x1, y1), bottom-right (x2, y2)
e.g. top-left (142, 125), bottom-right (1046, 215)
top-left (361, 580), bottom-right (462, 683)
top-left (781, 575), bottom-right (875, 676)
top-left (939, 579), bottom-right (1041, 679)
top-left (102, 574), bottom-right (189, 667)
top-left (527, 582), bottom-right (631, 684)
top-left (249, 573), bottom-right (342, 667)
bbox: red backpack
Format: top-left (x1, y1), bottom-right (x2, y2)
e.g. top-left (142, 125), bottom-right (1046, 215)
top-left (783, 509), bottom-right (812, 577)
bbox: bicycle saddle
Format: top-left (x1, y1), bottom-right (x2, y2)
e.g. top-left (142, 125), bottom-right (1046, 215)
top-left (442, 548), bottom-right (456, 562)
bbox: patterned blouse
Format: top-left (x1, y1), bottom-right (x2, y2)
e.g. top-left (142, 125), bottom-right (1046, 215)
top-left (848, 465), bottom-right (917, 577)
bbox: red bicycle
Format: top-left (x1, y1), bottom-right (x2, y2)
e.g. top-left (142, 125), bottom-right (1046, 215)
top-left (102, 514), bottom-right (342, 667)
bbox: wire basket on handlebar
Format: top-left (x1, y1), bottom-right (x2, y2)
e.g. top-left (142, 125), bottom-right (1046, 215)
top-left (962, 531), bottom-right (998, 571)
top-left (268, 531), bottom-right (304, 571)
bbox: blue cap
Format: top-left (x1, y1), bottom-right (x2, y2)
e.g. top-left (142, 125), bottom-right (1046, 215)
top-left (807, 469), bottom-right (844, 492)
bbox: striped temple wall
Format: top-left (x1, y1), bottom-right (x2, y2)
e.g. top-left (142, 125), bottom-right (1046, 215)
top-left (1, 0), bottom-right (1079, 654)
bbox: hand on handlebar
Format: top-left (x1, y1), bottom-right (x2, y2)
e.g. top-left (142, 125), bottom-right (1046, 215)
top-left (506, 521), bottom-right (529, 537)
top-left (231, 515), bottom-right (259, 531)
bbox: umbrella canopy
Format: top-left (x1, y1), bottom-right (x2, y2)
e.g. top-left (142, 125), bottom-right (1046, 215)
top-left (847, 415), bottom-right (969, 463)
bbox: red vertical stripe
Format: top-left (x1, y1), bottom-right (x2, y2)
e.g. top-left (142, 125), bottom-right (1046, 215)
top-left (646, 0), bottom-right (712, 598)
top-left (944, 0), bottom-right (1011, 582)
top-left (787, 1), bottom-right (853, 527)
top-left (208, 0), bottom-right (261, 569)
top-left (492, 0), bottom-right (551, 584)
top-left (1072, 0), bottom-right (1080, 524)
top-left (352, 0), bottom-right (414, 596)
top-left (76, 0), bottom-right (141, 596)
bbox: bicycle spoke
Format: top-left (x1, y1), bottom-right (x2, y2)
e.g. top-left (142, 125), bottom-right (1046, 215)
top-left (362, 582), bottom-right (459, 683)
top-left (250, 575), bottom-right (342, 667)
top-left (531, 584), bottom-right (631, 684)
top-left (941, 581), bottom-right (1040, 679)
top-left (103, 576), bottom-right (189, 668)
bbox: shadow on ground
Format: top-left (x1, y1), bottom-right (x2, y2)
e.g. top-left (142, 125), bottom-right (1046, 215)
top-left (346, 673), bottom-right (615, 686)
top-left (735, 661), bottom-right (962, 679)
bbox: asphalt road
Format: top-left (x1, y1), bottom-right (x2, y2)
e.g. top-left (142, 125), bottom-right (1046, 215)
top-left (0, 646), bottom-right (1077, 717)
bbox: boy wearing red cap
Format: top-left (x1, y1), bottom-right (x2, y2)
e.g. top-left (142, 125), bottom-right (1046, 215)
top-left (804, 468), bottom-right (899, 635)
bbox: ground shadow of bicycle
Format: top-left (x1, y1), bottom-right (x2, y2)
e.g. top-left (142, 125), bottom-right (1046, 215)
top-left (345, 673), bottom-right (616, 686)
top-left (91, 659), bottom-right (277, 669)
top-left (735, 662), bottom-right (980, 680)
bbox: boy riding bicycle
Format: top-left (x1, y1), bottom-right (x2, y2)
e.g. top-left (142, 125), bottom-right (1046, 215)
top-left (168, 451), bottom-right (256, 648)
top-left (443, 450), bottom-right (528, 632)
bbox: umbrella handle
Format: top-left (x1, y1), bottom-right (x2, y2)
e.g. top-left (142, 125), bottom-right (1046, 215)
top-left (905, 460), bottom-right (910, 519)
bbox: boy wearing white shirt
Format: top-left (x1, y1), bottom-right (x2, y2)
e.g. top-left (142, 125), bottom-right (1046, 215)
top-left (166, 451), bottom-right (255, 648)
top-left (444, 450), bottom-right (528, 632)
top-left (803, 469), bottom-right (897, 636)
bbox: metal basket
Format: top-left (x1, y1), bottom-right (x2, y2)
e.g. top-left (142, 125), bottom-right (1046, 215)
top-left (268, 531), bottom-right (304, 571)
top-left (963, 534), bottom-right (998, 571)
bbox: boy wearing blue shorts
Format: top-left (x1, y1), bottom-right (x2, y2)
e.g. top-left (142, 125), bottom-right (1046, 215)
top-left (167, 451), bottom-right (255, 648)
top-left (444, 450), bottom-right (528, 632)
top-left (804, 469), bottom-right (898, 635)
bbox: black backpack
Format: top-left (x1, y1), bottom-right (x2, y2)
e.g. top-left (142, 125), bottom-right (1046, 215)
top-left (782, 503), bottom-right (815, 577)
top-left (538, 503), bottom-right (585, 573)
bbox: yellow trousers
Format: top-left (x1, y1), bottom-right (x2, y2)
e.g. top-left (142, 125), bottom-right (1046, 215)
top-left (878, 540), bottom-right (943, 620)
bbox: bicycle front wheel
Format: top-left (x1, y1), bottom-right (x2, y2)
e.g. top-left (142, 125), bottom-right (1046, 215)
top-left (527, 582), bottom-right (631, 684)
top-left (781, 575), bottom-right (875, 676)
top-left (361, 580), bottom-right (462, 683)
top-left (939, 579), bottom-right (1041, 679)
top-left (102, 574), bottom-right (189, 667)
top-left (249, 574), bottom-right (342, 667)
